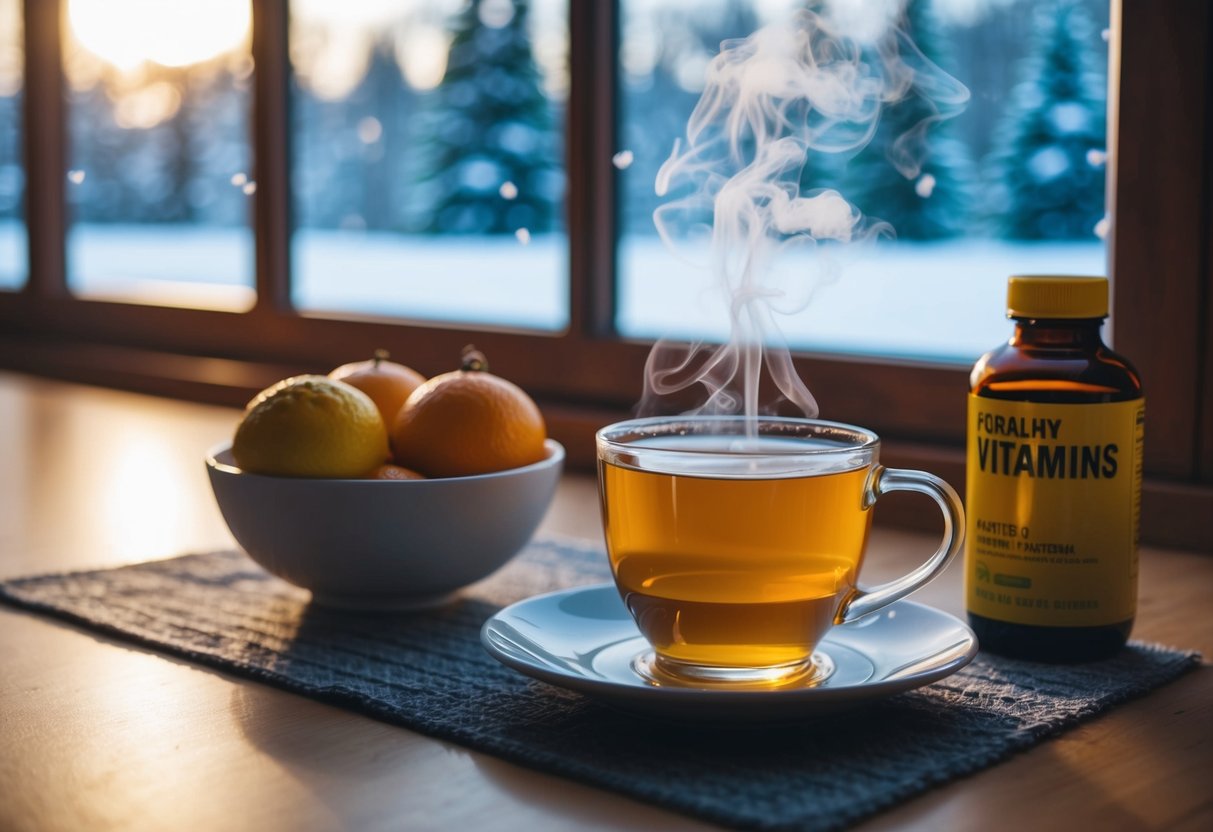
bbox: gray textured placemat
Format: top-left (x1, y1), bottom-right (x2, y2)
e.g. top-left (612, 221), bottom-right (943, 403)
top-left (0, 539), bottom-right (1201, 832)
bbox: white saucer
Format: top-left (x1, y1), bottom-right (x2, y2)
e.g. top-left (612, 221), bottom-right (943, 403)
top-left (481, 583), bottom-right (978, 721)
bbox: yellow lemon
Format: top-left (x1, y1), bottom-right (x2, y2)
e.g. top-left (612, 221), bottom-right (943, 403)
top-left (232, 375), bottom-right (389, 477)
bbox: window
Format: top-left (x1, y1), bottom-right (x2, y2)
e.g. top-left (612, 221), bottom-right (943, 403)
top-left (617, 0), bottom-right (1110, 363)
top-left (61, 0), bottom-right (255, 310)
top-left (0, 0), bottom-right (23, 289)
top-left (0, 0), bottom-right (1209, 550)
top-left (288, 0), bottom-right (570, 329)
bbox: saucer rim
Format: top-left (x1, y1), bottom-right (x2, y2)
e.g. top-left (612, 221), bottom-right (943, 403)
top-left (480, 582), bottom-right (978, 716)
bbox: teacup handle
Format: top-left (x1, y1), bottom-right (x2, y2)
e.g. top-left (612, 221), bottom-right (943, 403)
top-left (835, 465), bottom-right (965, 623)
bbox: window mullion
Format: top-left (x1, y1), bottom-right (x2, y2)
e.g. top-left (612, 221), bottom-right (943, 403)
top-left (566, 0), bottom-right (618, 340)
top-left (251, 0), bottom-right (292, 314)
top-left (21, 0), bottom-right (67, 299)
top-left (1109, 0), bottom-right (1210, 479)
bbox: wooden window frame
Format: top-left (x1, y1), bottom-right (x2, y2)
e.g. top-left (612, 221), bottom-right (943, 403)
top-left (1, 0), bottom-right (1209, 549)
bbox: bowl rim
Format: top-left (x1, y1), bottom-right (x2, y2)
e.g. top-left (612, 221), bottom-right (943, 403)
top-left (206, 438), bottom-right (565, 482)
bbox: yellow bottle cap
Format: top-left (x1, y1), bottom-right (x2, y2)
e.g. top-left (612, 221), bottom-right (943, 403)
top-left (1006, 275), bottom-right (1108, 319)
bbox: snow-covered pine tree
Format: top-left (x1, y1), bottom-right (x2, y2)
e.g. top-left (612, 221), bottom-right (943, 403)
top-left (837, 0), bottom-right (973, 240)
top-left (410, 0), bottom-right (559, 235)
top-left (619, 0), bottom-right (759, 236)
top-left (358, 44), bottom-right (413, 232)
top-left (990, 0), bottom-right (1106, 239)
top-left (67, 74), bottom-right (195, 224)
top-left (0, 91), bottom-right (18, 227)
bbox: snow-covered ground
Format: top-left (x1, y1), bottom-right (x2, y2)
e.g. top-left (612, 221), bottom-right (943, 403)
top-left (0, 221), bottom-right (25, 291)
top-left (292, 230), bottom-right (569, 330)
top-left (0, 221), bottom-right (1105, 364)
top-left (619, 236), bottom-right (1107, 363)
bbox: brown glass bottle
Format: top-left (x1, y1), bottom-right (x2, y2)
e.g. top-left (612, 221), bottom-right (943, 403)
top-left (966, 276), bottom-right (1143, 662)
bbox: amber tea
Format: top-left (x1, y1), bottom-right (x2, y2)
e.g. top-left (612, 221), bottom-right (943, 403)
top-left (601, 445), bottom-right (869, 670)
top-left (596, 418), bottom-right (965, 686)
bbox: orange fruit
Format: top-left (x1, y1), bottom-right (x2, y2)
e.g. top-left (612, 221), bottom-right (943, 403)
top-left (232, 375), bottom-right (389, 477)
top-left (329, 349), bottom-right (426, 428)
top-left (392, 347), bottom-right (547, 478)
top-left (366, 463), bottom-right (426, 481)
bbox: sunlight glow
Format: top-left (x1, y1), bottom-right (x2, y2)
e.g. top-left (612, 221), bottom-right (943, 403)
top-left (291, 25), bottom-right (372, 101)
top-left (112, 81), bottom-right (182, 128)
top-left (99, 431), bottom-right (191, 560)
top-left (290, 0), bottom-right (568, 99)
top-left (68, 0), bottom-right (251, 70)
top-left (0, 0), bottom-right (21, 97)
top-left (396, 24), bottom-right (450, 91)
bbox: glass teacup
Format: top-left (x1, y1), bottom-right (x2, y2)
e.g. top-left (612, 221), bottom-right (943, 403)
top-left (596, 416), bottom-right (965, 686)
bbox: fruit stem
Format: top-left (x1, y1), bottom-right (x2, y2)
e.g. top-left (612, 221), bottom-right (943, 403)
top-left (461, 345), bottom-right (488, 373)
top-left (373, 348), bottom-right (389, 367)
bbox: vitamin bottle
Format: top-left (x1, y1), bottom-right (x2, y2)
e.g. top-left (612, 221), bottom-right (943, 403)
top-left (965, 275), bottom-right (1143, 661)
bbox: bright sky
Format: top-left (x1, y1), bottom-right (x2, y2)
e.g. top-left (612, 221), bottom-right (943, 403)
top-left (66, 0), bottom-right (251, 71)
top-left (290, 0), bottom-right (571, 101)
top-left (0, 0), bottom-right (22, 97)
top-left (0, 0), bottom-right (1024, 108)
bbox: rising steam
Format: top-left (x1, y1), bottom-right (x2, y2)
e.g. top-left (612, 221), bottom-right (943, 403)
top-left (641, 0), bottom-right (968, 424)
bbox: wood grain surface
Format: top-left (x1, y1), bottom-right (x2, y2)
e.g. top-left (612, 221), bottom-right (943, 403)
top-left (0, 371), bottom-right (1208, 832)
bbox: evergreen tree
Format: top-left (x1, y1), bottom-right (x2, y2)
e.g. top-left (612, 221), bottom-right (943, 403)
top-left (67, 81), bottom-right (139, 223)
top-left (292, 42), bottom-right (416, 232)
top-left (67, 65), bottom-right (250, 227)
top-left (618, 52), bottom-right (694, 237)
top-left (990, 0), bottom-right (1106, 239)
top-left (620, 0), bottom-right (759, 236)
top-left (360, 45), bottom-right (411, 232)
top-left (292, 78), bottom-right (351, 230)
top-left (836, 0), bottom-right (973, 240)
top-left (0, 91), bottom-right (22, 224)
top-left (410, 0), bottom-right (559, 235)
top-left (188, 65), bottom-right (252, 228)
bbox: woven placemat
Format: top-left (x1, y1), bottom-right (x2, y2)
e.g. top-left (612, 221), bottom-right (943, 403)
top-left (0, 539), bottom-right (1201, 832)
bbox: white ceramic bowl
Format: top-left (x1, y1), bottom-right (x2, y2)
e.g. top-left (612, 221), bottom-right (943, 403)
top-left (206, 440), bottom-right (564, 610)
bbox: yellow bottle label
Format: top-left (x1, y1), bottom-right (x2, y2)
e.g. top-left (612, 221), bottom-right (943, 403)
top-left (965, 396), bottom-right (1144, 627)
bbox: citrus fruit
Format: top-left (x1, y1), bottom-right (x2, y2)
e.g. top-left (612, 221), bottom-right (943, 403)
top-left (392, 347), bottom-right (547, 478)
top-left (329, 349), bottom-right (426, 428)
top-left (232, 375), bottom-right (390, 477)
top-left (366, 463), bottom-right (426, 480)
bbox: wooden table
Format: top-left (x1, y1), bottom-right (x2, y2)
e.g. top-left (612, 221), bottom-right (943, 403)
top-left (1, 371), bottom-right (1209, 832)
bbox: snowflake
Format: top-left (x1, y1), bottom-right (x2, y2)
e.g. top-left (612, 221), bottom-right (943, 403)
top-left (458, 158), bottom-right (504, 192)
top-left (1027, 147), bottom-right (1070, 182)
top-left (357, 117), bottom-right (383, 145)
top-left (1049, 102), bottom-right (1090, 134)
top-left (495, 121), bottom-right (539, 155)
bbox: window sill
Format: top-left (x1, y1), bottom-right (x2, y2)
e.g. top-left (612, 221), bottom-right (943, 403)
top-left (2, 334), bottom-right (1207, 553)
